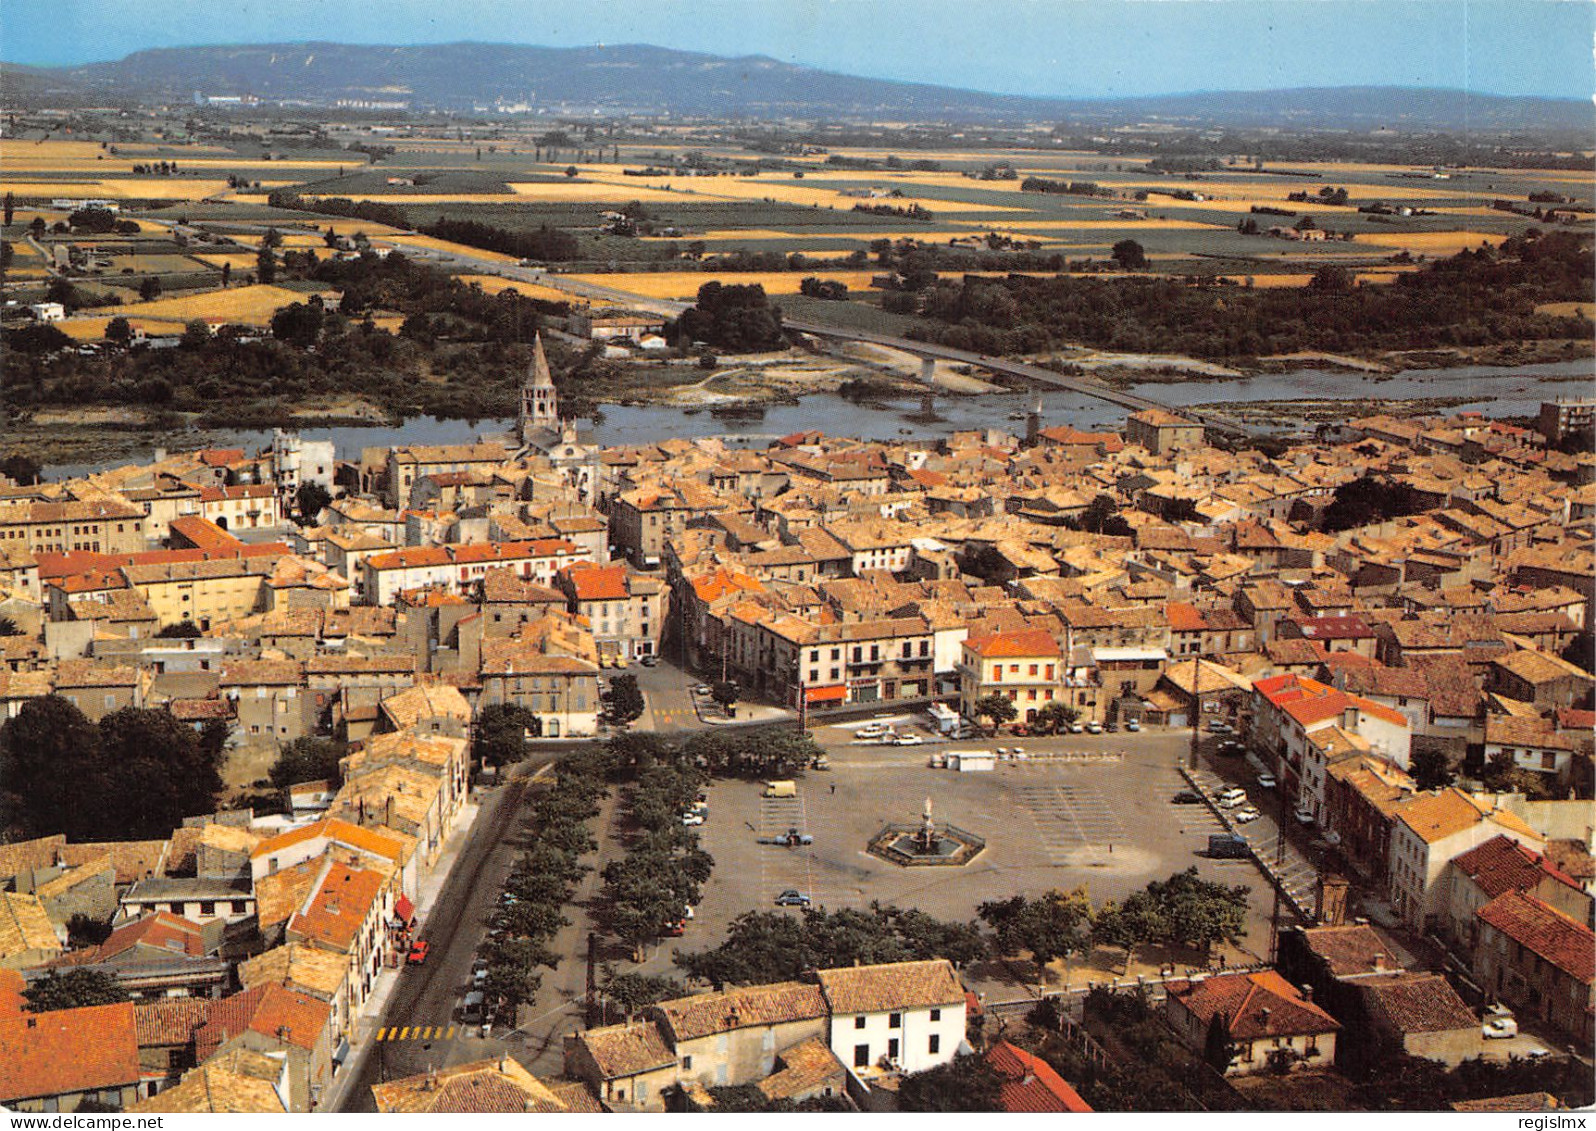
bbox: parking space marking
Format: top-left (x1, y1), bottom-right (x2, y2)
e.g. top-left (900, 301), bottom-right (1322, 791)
top-left (1014, 782), bottom-right (1127, 864)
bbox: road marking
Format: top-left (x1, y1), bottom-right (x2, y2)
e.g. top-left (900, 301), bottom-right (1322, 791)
top-left (376, 1027), bottom-right (389, 1041)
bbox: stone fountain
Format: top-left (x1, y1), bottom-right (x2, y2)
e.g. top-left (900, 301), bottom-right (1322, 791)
top-left (867, 797), bottom-right (985, 867)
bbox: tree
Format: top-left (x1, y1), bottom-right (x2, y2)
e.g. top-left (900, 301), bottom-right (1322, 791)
top-left (66, 913), bottom-right (113, 949)
top-left (973, 693), bottom-right (1017, 730)
top-left (474, 702), bottom-right (539, 767)
top-left (1411, 747), bottom-right (1455, 791)
top-left (295, 481), bottom-right (332, 523)
top-left (710, 681), bottom-right (739, 712)
top-left (1071, 493), bottom-right (1133, 536)
top-left (897, 1054), bottom-right (1005, 1111)
top-left (0, 696), bottom-right (106, 840)
top-left (96, 708), bottom-right (223, 839)
top-left (674, 282), bottom-right (785, 353)
top-left (256, 245), bottom-right (277, 285)
top-left (1204, 1011), bottom-right (1237, 1073)
top-left (24, 969), bottom-right (128, 1013)
top-left (221, 261), bottom-right (231, 287)
top-left (105, 316), bottom-right (133, 346)
top-left (181, 319), bottom-right (211, 348)
top-left (1309, 265), bottom-right (1353, 293)
top-left (1105, 868), bottom-right (1248, 959)
top-left (3, 192), bottom-right (12, 227)
top-left (601, 970), bottom-right (685, 1020)
top-left (1478, 751), bottom-right (1547, 798)
top-left (0, 455), bottom-right (41, 486)
top-left (268, 736), bottom-right (346, 790)
top-left (138, 276), bottom-right (162, 301)
top-left (0, 616), bottom-right (20, 637)
top-left (1032, 701), bottom-right (1079, 735)
top-left (270, 301), bottom-right (324, 347)
top-left (1111, 239), bottom-right (1147, 270)
top-left (979, 887), bottom-right (1093, 971)
top-left (156, 621), bottom-right (203, 639)
top-left (607, 674), bottom-right (645, 723)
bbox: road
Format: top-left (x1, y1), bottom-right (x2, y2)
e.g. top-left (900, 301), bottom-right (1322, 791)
top-left (336, 761), bottom-right (541, 1110)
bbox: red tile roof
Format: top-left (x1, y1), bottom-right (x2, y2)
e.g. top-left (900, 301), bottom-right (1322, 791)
top-left (562, 563), bottom-right (629, 602)
top-left (1453, 835), bottom-right (1582, 900)
top-left (195, 984), bottom-right (332, 1059)
top-left (964, 628), bottom-right (1060, 658)
top-left (95, 910), bottom-right (206, 961)
top-left (1166, 970), bottom-right (1340, 1040)
top-left (1477, 890), bottom-right (1595, 984)
top-left (0, 1001), bottom-right (140, 1104)
top-left (985, 1040), bottom-right (1092, 1113)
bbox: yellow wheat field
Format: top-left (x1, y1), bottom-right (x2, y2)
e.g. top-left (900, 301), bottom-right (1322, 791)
top-left (119, 283), bottom-right (309, 324)
top-left (453, 274), bottom-right (588, 303)
top-left (0, 179), bottom-right (234, 200)
top-left (567, 270), bottom-right (883, 300)
top-left (190, 252), bottom-right (259, 270)
top-left (1006, 218), bottom-right (1225, 231)
top-left (383, 234), bottom-right (521, 263)
top-left (1353, 230), bottom-right (1505, 253)
top-left (1536, 302), bottom-right (1596, 318)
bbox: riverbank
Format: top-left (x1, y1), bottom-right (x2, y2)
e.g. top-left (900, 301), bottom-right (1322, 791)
top-left (1194, 395), bottom-right (1489, 429)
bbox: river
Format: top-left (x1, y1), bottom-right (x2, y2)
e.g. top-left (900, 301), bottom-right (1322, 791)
top-left (42, 357), bottom-right (1594, 479)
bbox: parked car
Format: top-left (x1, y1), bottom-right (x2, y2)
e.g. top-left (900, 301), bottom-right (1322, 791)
top-left (1482, 1017), bottom-right (1519, 1039)
top-left (1068, 722), bottom-right (1085, 734)
top-left (1295, 808), bottom-right (1315, 826)
top-left (1105, 722), bottom-right (1119, 733)
top-left (406, 940), bottom-right (430, 966)
top-left (659, 919), bottom-right (686, 938)
top-left (774, 889), bottom-right (812, 907)
top-left (1172, 790), bottom-right (1203, 805)
top-left (1217, 787), bottom-right (1248, 807)
top-left (1009, 746), bottom-right (1025, 756)
top-left (893, 733), bottom-right (924, 746)
top-left (1207, 721), bottom-right (1234, 735)
top-left (1234, 806), bottom-right (1262, 824)
top-left (639, 654), bottom-right (659, 667)
top-left (1125, 720), bottom-right (1141, 732)
top-left (1256, 772), bottom-right (1277, 790)
top-left (692, 685), bottom-right (713, 696)
top-left (1085, 721), bottom-right (1103, 734)
top-left (854, 723), bottom-right (889, 739)
top-left (682, 812), bottom-right (705, 826)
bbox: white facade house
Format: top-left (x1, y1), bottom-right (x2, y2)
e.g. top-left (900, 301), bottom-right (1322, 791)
top-left (817, 959), bottom-right (966, 1078)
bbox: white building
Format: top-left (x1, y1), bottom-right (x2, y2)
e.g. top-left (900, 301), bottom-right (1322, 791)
top-left (816, 959), bottom-right (966, 1079)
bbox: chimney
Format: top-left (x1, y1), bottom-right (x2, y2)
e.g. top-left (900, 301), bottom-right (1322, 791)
top-left (1370, 952), bottom-right (1387, 972)
top-left (1258, 1007), bottom-right (1271, 1026)
top-left (1300, 984), bottom-right (1314, 1003)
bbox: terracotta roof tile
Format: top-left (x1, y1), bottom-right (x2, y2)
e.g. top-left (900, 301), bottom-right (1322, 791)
top-left (816, 959), bottom-right (965, 1015)
top-left (0, 1001), bottom-right (140, 1104)
top-left (985, 1039), bottom-right (1092, 1113)
top-left (1477, 890), bottom-right (1595, 984)
top-left (651, 982), bottom-right (825, 1043)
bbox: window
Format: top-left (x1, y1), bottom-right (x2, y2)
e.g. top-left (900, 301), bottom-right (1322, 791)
top-left (887, 1037), bottom-right (899, 1060)
top-left (854, 1016), bottom-right (866, 1030)
top-left (1028, 664), bottom-right (1038, 676)
top-left (199, 901), bottom-right (215, 916)
top-left (929, 1034), bottom-right (941, 1055)
top-left (888, 1012), bottom-right (901, 1029)
top-left (929, 1008), bottom-right (941, 1021)
top-left (681, 1055), bottom-right (693, 1070)
top-left (854, 1044), bottom-right (870, 1068)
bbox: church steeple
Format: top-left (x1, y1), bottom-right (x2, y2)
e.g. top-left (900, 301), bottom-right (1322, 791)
top-left (520, 333), bottom-right (559, 444)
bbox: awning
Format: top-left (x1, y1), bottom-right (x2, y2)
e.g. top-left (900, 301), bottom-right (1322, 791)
top-left (805, 685), bottom-right (847, 704)
top-left (394, 894), bottom-right (415, 923)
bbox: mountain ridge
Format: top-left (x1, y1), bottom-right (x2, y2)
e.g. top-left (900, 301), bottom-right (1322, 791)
top-left (3, 41), bottom-right (1589, 129)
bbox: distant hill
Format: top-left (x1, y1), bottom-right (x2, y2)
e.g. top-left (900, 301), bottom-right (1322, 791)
top-left (3, 42), bottom-right (1589, 129)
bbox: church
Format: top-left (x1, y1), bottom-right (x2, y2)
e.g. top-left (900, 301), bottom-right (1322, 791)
top-left (517, 333), bottom-right (599, 501)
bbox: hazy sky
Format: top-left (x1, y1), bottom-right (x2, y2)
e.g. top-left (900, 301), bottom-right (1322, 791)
top-left (5, 0), bottom-right (1593, 99)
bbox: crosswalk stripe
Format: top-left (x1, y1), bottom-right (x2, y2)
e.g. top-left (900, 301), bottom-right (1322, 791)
top-left (446, 1026), bottom-right (456, 1040)
top-left (401, 1026), bottom-right (413, 1041)
top-left (376, 1027), bottom-right (388, 1041)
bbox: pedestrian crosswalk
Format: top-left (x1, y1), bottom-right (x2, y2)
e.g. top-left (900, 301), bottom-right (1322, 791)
top-left (374, 1025), bottom-right (458, 1042)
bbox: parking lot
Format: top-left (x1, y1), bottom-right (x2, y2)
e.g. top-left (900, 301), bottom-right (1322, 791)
top-left (673, 724), bottom-right (1289, 973)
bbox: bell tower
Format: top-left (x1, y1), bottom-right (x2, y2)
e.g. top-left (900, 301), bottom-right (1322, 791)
top-left (519, 332), bottom-right (559, 444)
